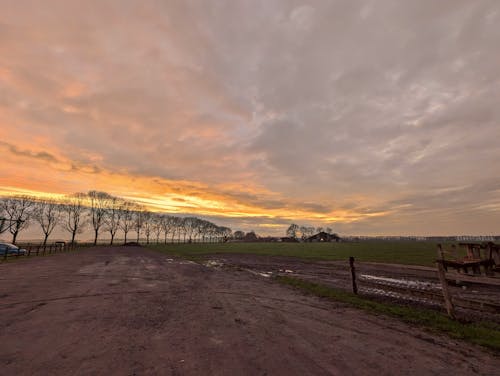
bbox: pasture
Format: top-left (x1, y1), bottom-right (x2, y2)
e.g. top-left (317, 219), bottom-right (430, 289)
top-left (149, 240), bottom-right (464, 267)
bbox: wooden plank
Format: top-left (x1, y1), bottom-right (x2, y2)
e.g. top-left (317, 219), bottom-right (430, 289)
top-left (445, 272), bottom-right (500, 286)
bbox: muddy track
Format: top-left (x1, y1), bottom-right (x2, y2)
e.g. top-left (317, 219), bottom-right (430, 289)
top-left (0, 247), bottom-right (498, 375)
top-left (207, 254), bottom-right (500, 322)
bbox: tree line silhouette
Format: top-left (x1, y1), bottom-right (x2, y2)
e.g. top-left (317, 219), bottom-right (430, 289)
top-left (0, 191), bottom-right (232, 245)
top-left (286, 223), bottom-right (336, 240)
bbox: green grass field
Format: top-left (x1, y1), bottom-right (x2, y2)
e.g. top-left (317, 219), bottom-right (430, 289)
top-left (149, 241), bottom-right (464, 267)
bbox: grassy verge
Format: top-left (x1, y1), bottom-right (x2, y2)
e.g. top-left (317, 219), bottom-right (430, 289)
top-left (275, 275), bottom-right (500, 352)
top-left (149, 241), bottom-right (463, 267)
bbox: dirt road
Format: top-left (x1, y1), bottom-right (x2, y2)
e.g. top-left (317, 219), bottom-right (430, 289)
top-left (0, 247), bottom-right (498, 375)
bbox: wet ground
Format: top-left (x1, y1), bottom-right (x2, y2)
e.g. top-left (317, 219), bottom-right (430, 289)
top-left (1, 246), bottom-right (499, 375)
top-left (204, 254), bottom-right (500, 322)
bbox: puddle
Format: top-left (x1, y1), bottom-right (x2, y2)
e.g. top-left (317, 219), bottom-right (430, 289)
top-left (179, 260), bottom-right (197, 265)
top-left (204, 260), bottom-right (224, 268)
top-left (278, 269), bottom-right (294, 273)
top-left (360, 287), bottom-right (440, 306)
top-left (241, 268), bottom-right (273, 278)
top-left (360, 274), bottom-right (440, 290)
top-left (358, 274), bottom-right (442, 307)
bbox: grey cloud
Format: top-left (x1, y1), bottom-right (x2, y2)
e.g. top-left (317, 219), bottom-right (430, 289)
top-left (0, 141), bottom-right (59, 163)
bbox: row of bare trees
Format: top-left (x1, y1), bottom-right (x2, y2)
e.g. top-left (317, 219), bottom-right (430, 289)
top-left (0, 191), bottom-right (232, 245)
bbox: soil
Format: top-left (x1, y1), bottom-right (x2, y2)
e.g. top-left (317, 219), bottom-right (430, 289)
top-left (0, 246), bottom-right (498, 375)
top-left (207, 254), bottom-right (500, 322)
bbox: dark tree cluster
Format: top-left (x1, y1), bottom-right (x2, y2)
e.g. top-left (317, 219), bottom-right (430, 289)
top-left (0, 191), bottom-right (232, 245)
top-left (286, 223), bottom-right (334, 240)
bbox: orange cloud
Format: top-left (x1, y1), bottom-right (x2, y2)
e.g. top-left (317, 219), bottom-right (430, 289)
top-left (61, 81), bottom-right (87, 98)
top-left (0, 140), bottom-right (387, 225)
top-left (0, 67), bottom-right (13, 84)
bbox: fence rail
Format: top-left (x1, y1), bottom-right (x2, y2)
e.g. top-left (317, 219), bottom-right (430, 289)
top-left (1, 238), bottom-right (225, 262)
top-left (345, 257), bottom-right (500, 319)
top-left (1, 242), bottom-right (81, 261)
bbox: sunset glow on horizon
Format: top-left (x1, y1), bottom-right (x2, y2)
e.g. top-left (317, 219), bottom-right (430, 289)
top-left (1, 1), bottom-right (500, 236)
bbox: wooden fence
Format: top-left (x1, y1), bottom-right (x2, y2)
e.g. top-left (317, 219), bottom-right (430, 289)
top-left (347, 256), bottom-right (500, 319)
top-left (1, 237), bottom-right (224, 261)
top-left (1, 242), bottom-right (82, 261)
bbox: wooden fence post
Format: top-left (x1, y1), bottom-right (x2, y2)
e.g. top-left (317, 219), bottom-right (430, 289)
top-left (437, 244), bottom-right (444, 260)
top-left (436, 260), bottom-right (455, 319)
top-left (349, 256), bottom-right (358, 295)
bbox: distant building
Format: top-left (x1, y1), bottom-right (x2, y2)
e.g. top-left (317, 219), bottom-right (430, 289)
top-left (305, 232), bottom-right (340, 242)
top-left (280, 237), bottom-right (299, 243)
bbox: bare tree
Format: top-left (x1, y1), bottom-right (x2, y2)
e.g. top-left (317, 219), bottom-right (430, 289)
top-left (133, 208), bottom-right (145, 243)
top-left (207, 223), bottom-right (219, 243)
top-left (233, 230), bottom-right (244, 240)
top-left (61, 193), bottom-right (87, 244)
top-left (325, 227), bottom-right (333, 234)
top-left (223, 227), bottom-right (232, 242)
top-left (316, 227), bottom-right (324, 234)
top-left (177, 218), bottom-right (187, 243)
top-left (142, 211), bottom-right (153, 244)
top-left (286, 224), bottom-right (299, 239)
top-left (119, 201), bottom-right (135, 244)
top-left (183, 217), bottom-right (198, 243)
top-left (216, 226), bottom-right (232, 242)
top-left (160, 215), bottom-right (174, 244)
top-left (88, 191), bottom-right (112, 245)
top-left (299, 226), bottom-right (307, 241)
top-left (0, 204), bottom-right (9, 235)
top-left (33, 199), bottom-right (61, 245)
top-left (152, 214), bottom-right (163, 244)
top-left (152, 214), bottom-right (162, 244)
top-left (195, 219), bottom-right (210, 242)
top-left (170, 216), bottom-right (182, 243)
top-left (105, 196), bottom-right (123, 245)
top-left (0, 196), bottom-right (34, 243)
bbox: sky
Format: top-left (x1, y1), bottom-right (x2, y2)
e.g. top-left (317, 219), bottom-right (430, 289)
top-left (1, 0), bottom-right (500, 236)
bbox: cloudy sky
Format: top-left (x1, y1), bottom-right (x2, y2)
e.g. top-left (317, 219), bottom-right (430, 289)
top-left (1, 0), bottom-right (500, 236)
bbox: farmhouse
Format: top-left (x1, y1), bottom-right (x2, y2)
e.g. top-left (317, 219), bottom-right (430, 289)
top-left (305, 231), bottom-right (340, 242)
